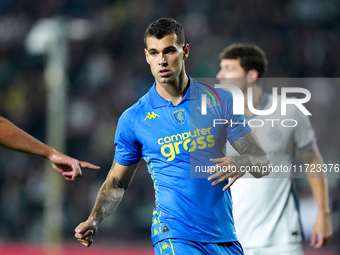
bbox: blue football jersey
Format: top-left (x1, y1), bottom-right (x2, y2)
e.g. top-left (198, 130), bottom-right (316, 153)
top-left (114, 77), bottom-right (252, 245)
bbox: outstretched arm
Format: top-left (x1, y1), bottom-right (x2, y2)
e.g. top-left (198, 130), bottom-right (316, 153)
top-left (0, 116), bottom-right (54, 157)
top-left (75, 160), bottom-right (139, 247)
top-left (0, 116), bottom-right (100, 180)
top-left (302, 144), bottom-right (332, 248)
top-left (208, 131), bottom-right (270, 191)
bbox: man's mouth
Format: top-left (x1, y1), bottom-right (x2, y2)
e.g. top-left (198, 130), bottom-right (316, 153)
top-left (159, 69), bottom-right (170, 77)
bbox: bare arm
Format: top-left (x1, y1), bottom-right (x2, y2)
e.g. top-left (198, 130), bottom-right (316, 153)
top-left (0, 116), bottom-right (53, 157)
top-left (75, 160), bottom-right (139, 247)
top-left (208, 131), bottom-right (270, 191)
top-left (0, 116), bottom-right (100, 180)
top-left (301, 144), bottom-right (332, 248)
top-left (230, 131), bottom-right (269, 177)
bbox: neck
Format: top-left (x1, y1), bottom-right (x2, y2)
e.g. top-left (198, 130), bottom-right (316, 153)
top-left (155, 67), bottom-right (188, 106)
top-left (244, 84), bottom-right (263, 118)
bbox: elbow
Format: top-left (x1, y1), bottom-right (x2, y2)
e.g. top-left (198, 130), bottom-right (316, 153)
top-left (260, 152), bottom-right (271, 178)
top-left (263, 152), bottom-right (270, 167)
top-left (253, 152), bottom-right (271, 179)
top-left (263, 153), bottom-right (270, 176)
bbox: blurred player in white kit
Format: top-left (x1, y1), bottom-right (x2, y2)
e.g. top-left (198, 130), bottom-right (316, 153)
top-left (216, 43), bottom-right (332, 255)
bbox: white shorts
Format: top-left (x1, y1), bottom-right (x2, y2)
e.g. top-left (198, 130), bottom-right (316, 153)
top-left (243, 243), bottom-right (303, 255)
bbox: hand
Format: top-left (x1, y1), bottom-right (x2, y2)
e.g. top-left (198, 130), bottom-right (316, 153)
top-left (310, 212), bottom-right (332, 248)
top-left (207, 156), bottom-right (244, 191)
top-left (48, 150), bottom-right (100, 181)
top-left (75, 220), bottom-right (98, 247)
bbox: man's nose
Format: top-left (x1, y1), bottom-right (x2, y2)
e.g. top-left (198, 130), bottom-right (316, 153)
top-left (216, 70), bottom-right (223, 79)
top-left (158, 54), bottom-right (167, 66)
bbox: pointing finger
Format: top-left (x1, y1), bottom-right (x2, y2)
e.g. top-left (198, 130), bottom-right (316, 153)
top-left (79, 161), bottom-right (101, 170)
top-left (209, 158), bottom-right (224, 163)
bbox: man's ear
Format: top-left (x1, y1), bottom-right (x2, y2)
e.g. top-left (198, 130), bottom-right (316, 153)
top-left (246, 69), bottom-right (259, 84)
top-left (183, 44), bottom-right (189, 60)
top-left (144, 48), bottom-right (150, 64)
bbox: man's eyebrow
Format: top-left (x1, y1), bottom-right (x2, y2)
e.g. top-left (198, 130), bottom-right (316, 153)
top-left (147, 45), bottom-right (177, 52)
top-left (147, 48), bottom-right (157, 52)
top-left (163, 46), bottom-right (177, 51)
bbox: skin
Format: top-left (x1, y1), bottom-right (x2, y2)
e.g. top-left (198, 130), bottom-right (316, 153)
top-left (302, 144), bottom-right (332, 248)
top-left (208, 131), bottom-right (270, 191)
top-left (216, 57), bottom-right (332, 248)
top-left (217, 58), bottom-right (249, 90)
top-left (75, 161), bottom-right (138, 247)
top-left (217, 59), bottom-right (262, 118)
top-left (74, 33), bottom-right (270, 247)
top-left (144, 33), bottom-right (189, 105)
top-left (0, 116), bottom-right (100, 180)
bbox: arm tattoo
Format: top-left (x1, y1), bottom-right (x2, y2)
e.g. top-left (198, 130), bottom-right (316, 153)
top-left (89, 176), bottom-right (125, 226)
top-left (110, 160), bottom-right (116, 169)
top-left (231, 132), bottom-right (263, 156)
top-left (231, 132), bottom-right (270, 176)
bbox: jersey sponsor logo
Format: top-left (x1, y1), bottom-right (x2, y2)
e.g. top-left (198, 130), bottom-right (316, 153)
top-left (172, 108), bottom-right (186, 125)
top-left (144, 112), bottom-right (160, 121)
top-left (157, 127), bottom-right (215, 161)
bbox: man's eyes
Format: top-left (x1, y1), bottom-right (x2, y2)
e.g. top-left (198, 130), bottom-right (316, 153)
top-left (224, 66), bottom-right (234, 71)
top-left (165, 48), bottom-right (178, 54)
top-left (149, 49), bottom-right (176, 56)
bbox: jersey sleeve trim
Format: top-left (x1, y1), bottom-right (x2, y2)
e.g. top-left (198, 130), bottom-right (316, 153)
top-left (114, 155), bottom-right (141, 166)
top-left (228, 128), bottom-right (252, 145)
top-left (298, 137), bottom-right (316, 152)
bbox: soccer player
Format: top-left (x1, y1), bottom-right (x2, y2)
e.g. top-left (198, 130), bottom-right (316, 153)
top-left (0, 116), bottom-right (100, 180)
top-left (216, 43), bottom-right (332, 255)
top-left (74, 18), bottom-right (270, 254)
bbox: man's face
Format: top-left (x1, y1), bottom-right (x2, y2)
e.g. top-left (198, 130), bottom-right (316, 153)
top-left (216, 58), bottom-right (248, 92)
top-left (145, 33), bottom-right (188, 85)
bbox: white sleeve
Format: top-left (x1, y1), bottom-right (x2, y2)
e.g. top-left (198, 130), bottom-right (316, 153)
top-left (292, 104), bottom-right (316, 152)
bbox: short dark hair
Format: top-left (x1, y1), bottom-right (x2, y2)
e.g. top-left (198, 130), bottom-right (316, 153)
top-left (219, 43), bottom-right (268, 78)
top-left (144, 18), bottom-right (185, 48)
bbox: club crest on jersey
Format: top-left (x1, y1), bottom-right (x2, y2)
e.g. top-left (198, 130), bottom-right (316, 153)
top-left (172, 108), bottom-right (186, 126)
top-left (268, 127), bottom-right (282, 141)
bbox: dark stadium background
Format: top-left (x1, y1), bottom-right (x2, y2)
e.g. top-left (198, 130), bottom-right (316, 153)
top-left (0, 0), bottom-right (339, 254)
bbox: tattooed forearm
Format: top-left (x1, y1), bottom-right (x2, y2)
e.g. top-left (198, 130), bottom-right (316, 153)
top-left (231, 131), bottom-right (270, 178)
top-left (89, 177), bottom-right (125, 226)
top-left (231, 132), bottom-right (263, 156)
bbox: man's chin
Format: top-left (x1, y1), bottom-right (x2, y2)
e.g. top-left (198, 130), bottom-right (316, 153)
top-left (158, 76), bottom-right (173, 84)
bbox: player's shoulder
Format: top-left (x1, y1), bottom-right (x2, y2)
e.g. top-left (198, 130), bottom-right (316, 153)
top-left (193, 80), bottom-right (233, 102)
top-left (195, 81), bottom-right (232, 94)
top-left (119, 91), bottom-right (152, 122)
top-left (275, 94), bottom-right (308, 119)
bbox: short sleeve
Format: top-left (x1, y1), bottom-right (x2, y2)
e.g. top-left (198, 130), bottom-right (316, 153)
top-left (292, 105), bottom-right (316, 152)
top-left (224, 91), bottom-right (252, 144)
top-left (114, 110), bottom-right (142, 166)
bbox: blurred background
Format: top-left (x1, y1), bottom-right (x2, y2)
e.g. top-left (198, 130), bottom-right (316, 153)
top-left (0, 0), bottom-right (339, 254)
